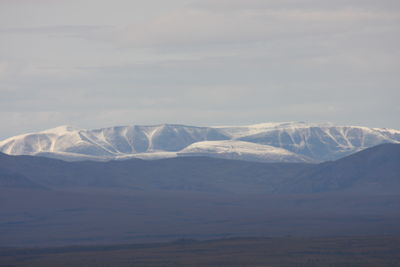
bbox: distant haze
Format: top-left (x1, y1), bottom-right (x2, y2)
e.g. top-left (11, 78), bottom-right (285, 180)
top-left (0, 0), bottom-right (399, 139)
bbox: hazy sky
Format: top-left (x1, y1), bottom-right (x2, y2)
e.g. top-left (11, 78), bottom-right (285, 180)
top-left (1, 0), bottom-right (399, 139)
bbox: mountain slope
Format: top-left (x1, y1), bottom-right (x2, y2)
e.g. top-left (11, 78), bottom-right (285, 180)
top-left (0, 167), bottom-right (44, 189)
top-left (284, 143), bottom-right (400, 194)
top-left (0, 122), bottom-right (399, 162)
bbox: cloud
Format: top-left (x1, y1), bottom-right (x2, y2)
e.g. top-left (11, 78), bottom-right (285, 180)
top-left (108, 3), bottom-right (399, 53)
top-left (0, 25), bottom-right (114, 45)
top-left (192, 0), bottom-right (400, 11)
top-left (0, 0), bottom-right (399, 138)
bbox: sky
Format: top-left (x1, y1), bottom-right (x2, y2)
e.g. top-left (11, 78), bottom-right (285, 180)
top-left (0, 0), bottom-right (399, 139)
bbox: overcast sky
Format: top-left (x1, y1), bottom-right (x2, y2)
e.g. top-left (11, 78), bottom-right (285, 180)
top-left (0, 0), bottom-right (399, 139)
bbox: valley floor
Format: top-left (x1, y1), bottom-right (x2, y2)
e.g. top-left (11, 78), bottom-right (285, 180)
top-left (1, 187), bottom-right (400, 247)
top-left (1, 236), bottom-right (400, 266)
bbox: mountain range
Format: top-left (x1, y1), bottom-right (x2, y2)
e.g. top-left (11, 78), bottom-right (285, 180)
top-left (1, 122), bottom-right (399, 163)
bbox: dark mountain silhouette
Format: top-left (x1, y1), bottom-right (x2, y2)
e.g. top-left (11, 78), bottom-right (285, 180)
top-left (0, 143), bottom-right (399, 194)
top-left (0, 167), bottom-right (43, 188)
top-left (280, 143), bottom-right (400, 193)
top-left (0, 151), bottom-right (310, 192)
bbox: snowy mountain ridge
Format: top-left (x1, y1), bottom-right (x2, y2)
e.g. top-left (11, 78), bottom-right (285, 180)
top-left (0, 122), bottom-right (399, 163)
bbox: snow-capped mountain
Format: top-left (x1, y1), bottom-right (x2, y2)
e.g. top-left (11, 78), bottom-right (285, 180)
top-left (218, 122), bottom-right (400, 161)
top-left (0, 122), bottom-right (399, 162)
top-left (178, 140), bottom-right (312, 163)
